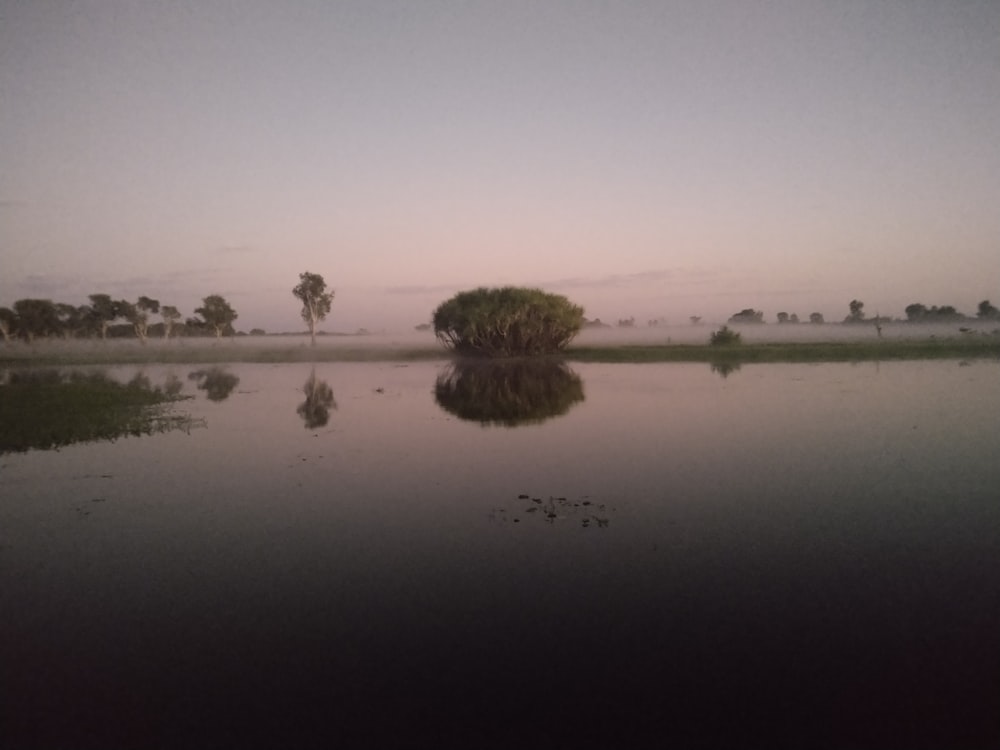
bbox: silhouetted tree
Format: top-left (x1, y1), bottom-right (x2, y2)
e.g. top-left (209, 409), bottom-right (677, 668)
top-left (122, 296), bottom-right (160, 344)
top-left (809, 312), bottom-right (825, 324)
top-left (88, 294), bottom-right (122, 339)
top-left (845, 299), bottom-right (865, 323)
top-left (161, 305), bottom-right (181, 339)
top-left (776, 312), bottom-right (789, 324)
top-left (977, 300), bottom-right (1000, 320)
top-left (728, 309), bottom-right (764, 324)
top-left (194, 295), bottom-right (238, 338)
top-left (13, 299), bottom-right (59, 342)
top-left (710, 325), bottom-right (742, 345)
top-left (292, 272), bottom-right (334, 346)
top-left (54, 303), bottom-right (86, 338)
top-left (0, 307), bottom-right (17, 343)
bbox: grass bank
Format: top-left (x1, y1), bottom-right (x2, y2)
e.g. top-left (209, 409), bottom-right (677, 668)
top-left (1, 333), bottom-right (998, 366)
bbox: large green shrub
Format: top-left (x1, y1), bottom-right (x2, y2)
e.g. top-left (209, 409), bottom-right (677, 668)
top-left (432, 287), bottom-right (584, 357)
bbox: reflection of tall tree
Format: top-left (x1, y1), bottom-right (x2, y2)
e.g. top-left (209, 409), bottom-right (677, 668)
top-left (434, 359), bottom-right (584, 427)
top-left (163, 372), bottom-right (183, 398)
top-left (709, 361), bottom-right (742, 379)
top-left (188, 368), bottom-right (240, 401)
top-left (297, 370), bottom-right (336, 428)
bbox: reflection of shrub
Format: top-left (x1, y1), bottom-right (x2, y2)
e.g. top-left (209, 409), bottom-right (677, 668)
top-left (710, 325), bottom-right (742, 345)
top-left (434, 359), bottom-right (584, 426)
top-left (432, 287), bottom-right (584, 357)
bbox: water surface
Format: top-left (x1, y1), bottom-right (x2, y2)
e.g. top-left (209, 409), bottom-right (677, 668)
top-left (2, 360), bottom-right (998, 748)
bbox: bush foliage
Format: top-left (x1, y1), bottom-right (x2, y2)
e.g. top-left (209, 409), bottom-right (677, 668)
top-left (432, 287), bottom-right (584, 357)
top-left (710, 325), bottom-right (742, 345)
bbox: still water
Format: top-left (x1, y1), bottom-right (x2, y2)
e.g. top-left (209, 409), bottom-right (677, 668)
top-left (2, 359), bottom-right (998, 749)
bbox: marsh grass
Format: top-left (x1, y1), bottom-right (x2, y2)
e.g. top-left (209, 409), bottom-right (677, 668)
top-left (1, 332), bottom-right (998, 366)
top-left (0, 370), bottom-right (199, 453)
top-left (566, 337), bottom-right (1000, 364)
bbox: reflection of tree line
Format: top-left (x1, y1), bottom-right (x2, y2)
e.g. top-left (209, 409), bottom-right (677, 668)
top-left (2, 360), bottom-right (636, 453)
top-left (0, 369), bottom-right (203, 453)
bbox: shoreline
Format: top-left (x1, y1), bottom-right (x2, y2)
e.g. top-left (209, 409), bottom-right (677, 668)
top-left (2, 331), bottom-right (998, 366)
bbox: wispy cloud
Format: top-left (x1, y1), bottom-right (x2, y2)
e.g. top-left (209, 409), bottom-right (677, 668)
top-left (385, 283), bottom-right (466, 296)
top-left (543, 268), bottom-right (721, 290)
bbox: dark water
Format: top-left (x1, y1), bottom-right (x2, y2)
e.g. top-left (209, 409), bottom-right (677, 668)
top-left (2, 360), bottom-right (998, 749)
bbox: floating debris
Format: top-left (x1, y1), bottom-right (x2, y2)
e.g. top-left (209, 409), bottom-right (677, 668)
top-left (490, 493), bottom-right (617, 529)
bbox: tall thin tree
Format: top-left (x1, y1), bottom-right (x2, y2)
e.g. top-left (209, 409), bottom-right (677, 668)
top-left (292, 272), bottom-right (334, 346)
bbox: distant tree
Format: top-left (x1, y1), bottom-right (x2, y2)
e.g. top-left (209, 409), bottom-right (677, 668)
top-left (88, 294), bottom-right (123, 340)
top-left (13, 299), bottom-right (59, 342)
top-left (249, 328), bottom-right (266, 336)
top-left (977, 300), bottom-right (1000, 320)
top-left (292, 272), bottom-right (334, 347)
top-left (776, 312), bottom-right (789, 324)
top-left (906, 303), bottom-right (965, 322)
top-left (728, 309), bottom-right (764, 324)
top-left (194, 295), bottom-right (238, 338)
top-left (617, 316), bottom-right (636, 328)
top-left (54, 303), bottom-right (86, 339)
top-left (929, 305), bottom-right (963, 321)
top-left (414, 323), bottom-right (432, 332)
top-left (710, 325), bottom-right (742, 345)
top-left (845, 299), bottom-right (865, 323)
top-left (0, 307), bottom-right (16, 343)
top-left (789, 313), bottom-right (800, 324)
top-left (809, 312), bottom-right (825, 324)
top-left (689, 316), bottom-right (702, 325)
top-left (122, 296), bottom-right (160, 344)
top-left (161, 305), bottom-right (182, 339)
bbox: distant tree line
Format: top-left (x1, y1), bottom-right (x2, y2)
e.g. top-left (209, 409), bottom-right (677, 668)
top-left (718, 299), bottom-right (1000, 326)
top-left (0, 293), bottom-right (239, 344)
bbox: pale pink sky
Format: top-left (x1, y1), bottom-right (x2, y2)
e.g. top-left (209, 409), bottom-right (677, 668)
top-left (2, 1), bottom-right (998, 332)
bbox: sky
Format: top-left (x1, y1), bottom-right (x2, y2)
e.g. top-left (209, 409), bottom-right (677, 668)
top-left (2, 0), bottom-right (999, 333)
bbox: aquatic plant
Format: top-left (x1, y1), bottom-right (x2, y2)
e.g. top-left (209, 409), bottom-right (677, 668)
top-left (0, 369), bottom-right (198, 453)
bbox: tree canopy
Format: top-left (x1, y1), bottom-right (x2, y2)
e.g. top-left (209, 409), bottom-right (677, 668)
top-left (432, 287), bottom-right (584, 357)
top-left (194, 295), bottom-right (238, 338)
top-left (292, 272), bottom-right (334, 346)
